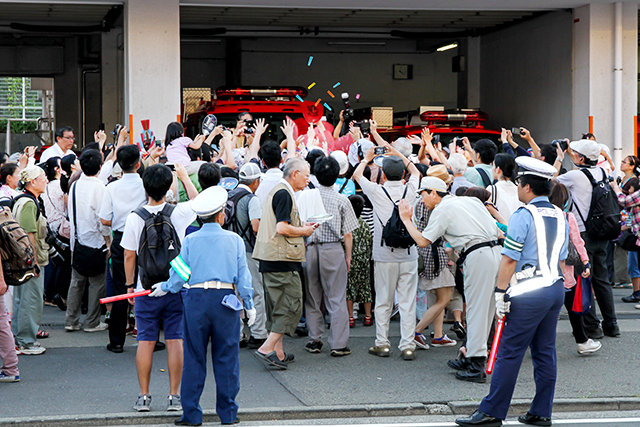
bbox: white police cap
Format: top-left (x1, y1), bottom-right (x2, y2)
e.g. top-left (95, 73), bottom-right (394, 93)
top-left (190, 186), bottom-right (228, 216)
top-left (516, 156), bottom-right (557, 180)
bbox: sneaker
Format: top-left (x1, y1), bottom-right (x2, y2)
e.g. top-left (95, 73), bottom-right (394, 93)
top-left (391, 304), bottom-right (400, 319)
top-left (636, 303), bottom-right (640, 309)
top-left (304, 340), bottom-right (323, 353)
top-left (104, 311), bottom-right (111, 324)
top-left (65, 324), bottom-right (81, 332)
top-left (414, 333), bottom-right (430, 350)
top-left (17, 343), bottom-right (46, 355)
top-left (432, 334), bottom-right (457, 347)
top-left (349, 317), bottom-right (355, 328)
top-left (125, 325), bottom-right (134, 335)
top-left (369, 345), bottom-right (391, 357)
top-left (362, 316), bottom-right (373, 326)
top-left (451, 321), bottom-right (467, 340)
top-left (132, 328), bottom-right (138, 338)
top-left (401, 349), bottom-right (415, 360)
top-left (0, 372), bottom-right (20, 382)
top-left (577, 339), bottom-right (602, 354)
top-left (330, 347), bottom-right (351, 357)
top-left (622, 292), bottom-right (640, 303)
top-left (84, 322), bottom-right (109, 332)
top-left (133, 394), bottom-right (152, 412)
top-left (167, 394), bottom-right (182, 411)
top-left (14, 346), bottom-right (22, 355)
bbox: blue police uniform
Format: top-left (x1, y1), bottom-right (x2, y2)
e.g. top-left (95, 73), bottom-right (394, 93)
top-left (477, 195), bottom-right (569, 420)
top-left (161, 222), bottom-right (254, 425)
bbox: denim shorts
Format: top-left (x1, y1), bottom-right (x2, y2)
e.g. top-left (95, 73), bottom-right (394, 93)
top-left (134, 291), bottom-right (184, 341)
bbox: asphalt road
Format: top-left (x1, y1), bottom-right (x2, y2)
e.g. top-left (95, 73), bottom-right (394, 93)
top-left (1, 288), bottom-right (639, 423)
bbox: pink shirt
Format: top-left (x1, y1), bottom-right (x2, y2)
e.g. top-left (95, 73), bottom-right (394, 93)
top-left (165, 136), bottom-right (193, 167)
top-left (563, 212), bottom-right (589, 288)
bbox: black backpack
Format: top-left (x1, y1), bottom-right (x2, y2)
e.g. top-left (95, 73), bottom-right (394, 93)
top-left (223, 187), bottom-right (256, 249)
top-left (377, 186), bottom-right (415, 251)
top-left (575, 168), bottom-right (621, 241)
top-left (477, 168), bottom-right (493, 188)
top-left (134, 204), bottom-right (181, 290)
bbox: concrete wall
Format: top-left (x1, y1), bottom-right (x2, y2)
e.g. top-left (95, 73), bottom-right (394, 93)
top-left (480, 11), bottom-right (573, 145)
top-left (179, 37), bottom-right (459, 113)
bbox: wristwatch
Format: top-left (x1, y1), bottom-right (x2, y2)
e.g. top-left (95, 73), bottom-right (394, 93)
top-left (125, 284), bottom-right (135, 289)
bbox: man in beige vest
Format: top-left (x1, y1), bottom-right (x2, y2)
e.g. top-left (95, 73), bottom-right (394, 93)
top-left (253, 158), bottom-right (318, 369)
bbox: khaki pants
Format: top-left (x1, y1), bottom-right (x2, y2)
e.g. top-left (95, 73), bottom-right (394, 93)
top-left (373, 260), bottom-right (418, 351)
top-left (263, 271), bottom-right (303, 336)
top-left (246, 253), bottom-right (268, 339)
top-left (65, 268), bottom-right (106, 329)
top-left (12, 274), bottom-right (45, 347)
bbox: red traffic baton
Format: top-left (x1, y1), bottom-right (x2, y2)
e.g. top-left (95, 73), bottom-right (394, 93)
top-left (100, 289), bottom-right (151, 304)
top-left (486, 318), bottom-right (504, 374)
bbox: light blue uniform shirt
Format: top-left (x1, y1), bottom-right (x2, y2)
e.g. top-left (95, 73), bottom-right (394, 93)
top-left (502, 196), bottom-right (569, 276)
top-left (161, 222), bottom-right (254, 309)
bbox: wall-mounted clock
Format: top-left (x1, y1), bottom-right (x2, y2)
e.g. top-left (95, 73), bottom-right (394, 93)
top-left (393, 64), bottom-right (413, 80)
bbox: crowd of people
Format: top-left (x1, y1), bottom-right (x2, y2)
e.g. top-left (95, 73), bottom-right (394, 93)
top-left (0, 112), bottom-right (637, 426)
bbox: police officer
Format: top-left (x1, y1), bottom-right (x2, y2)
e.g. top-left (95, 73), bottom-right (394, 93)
top-left (456, 157), bottom-right (569, 427)
top-left (149, 186), bottom-right (256, 426)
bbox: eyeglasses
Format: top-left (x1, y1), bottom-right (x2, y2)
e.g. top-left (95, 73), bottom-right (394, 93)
top-left (62, 136), bottom-right (76, 141)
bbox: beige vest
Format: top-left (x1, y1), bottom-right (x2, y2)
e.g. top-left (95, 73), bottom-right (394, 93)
top-left (13, 197), bottom-right (50, 267)
top-left (252, 182), bottom-right (305, 262)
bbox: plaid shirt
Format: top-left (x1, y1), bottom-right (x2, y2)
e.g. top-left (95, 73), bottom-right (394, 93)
top-left (618, 191), bottom-right (640, 244)
top-left (414, 200), bottom-right (451, 280)
top-left (310, 185), bottom-right (359, 244)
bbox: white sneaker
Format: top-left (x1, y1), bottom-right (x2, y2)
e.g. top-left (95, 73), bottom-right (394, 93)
top-left (167, 394), bottom-right (182, 411)
top-left (65, 324), bottom-right (81, 332)
top-left (577, 338), bottom-right (602, 354)
top-left (17, 343), bottom-right (46, 355)
top-left (635, 303), bottom-right (640, 309)
top-left (84, 322), bottom-right (109, 332)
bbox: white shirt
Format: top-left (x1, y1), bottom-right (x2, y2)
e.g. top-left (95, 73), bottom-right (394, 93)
top-left (40, 143), bottom-right (74, 164)
top-left (556, 166), bottom-right (606, 232)
top-left (99, 173), bottom-right (147, 232)
top-left (120, 202), bottom-right (196, 292)
top-left (68, 175), bottom-right (110, 251)
top-left (358, 176), bottom-right (419, 263)
top-left (487, 180), bottom-right (523, 223)
top-left (256, 168), bottom-right (284, 208)
top-left (98, 160), bottom-right (114, 185)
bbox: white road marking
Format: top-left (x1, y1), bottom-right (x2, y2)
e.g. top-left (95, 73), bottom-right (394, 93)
top-left (248, 418), bottom-right (640, 427)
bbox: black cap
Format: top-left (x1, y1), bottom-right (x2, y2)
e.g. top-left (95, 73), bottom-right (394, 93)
top-left (382, 156), bottom-right (405, 181)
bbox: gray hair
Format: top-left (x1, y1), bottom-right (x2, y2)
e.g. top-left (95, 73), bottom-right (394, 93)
top-left (393, 137), bottom-right (412, 158)
top-left (239, 177), bottom-right (259, 186)
top-left (448, 153), bottom-right (468, 175)
top-left (283, 157), bottom-right (309, 178)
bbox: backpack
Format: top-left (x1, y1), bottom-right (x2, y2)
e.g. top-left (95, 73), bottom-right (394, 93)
top-left (477, 168), bottom-right (493, 188)
top-left (0, 206), bottom-right (39, 286)
top-left (574, 168), bottom-right (621, 241)
top-left (134, 204), bottom-right (181, 290)
top-left (377, 186), bottom-right (415, 251)
top-left (223, 187), bottom-right (256, 249)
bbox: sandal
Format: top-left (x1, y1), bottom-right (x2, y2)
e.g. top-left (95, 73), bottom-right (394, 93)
top-left (279, 352), bottom-right (295, 363)
top-left (349, 317), bottom-right (355, 328)
top-left (363, 316), bottom-right (373, 327)
top-left (36, 330), bottom-right (49, 339)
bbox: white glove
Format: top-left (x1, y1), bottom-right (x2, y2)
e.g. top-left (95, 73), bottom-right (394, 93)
top-left (495, 291), bottom-right (510, 320)
top-left (246, 308), bottom-right (257, 327)
top-left (149, 283), bottom-right (168, 298)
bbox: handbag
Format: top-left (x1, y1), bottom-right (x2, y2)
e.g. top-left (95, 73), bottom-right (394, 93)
top-left (615, 229), bottom-right (640, 252)
top-left (572, 275), bottom-right (592, 316)
top-left (71, 183), bottom-right (107, 277)
top-left (566, 238), bottom-right (582, 266)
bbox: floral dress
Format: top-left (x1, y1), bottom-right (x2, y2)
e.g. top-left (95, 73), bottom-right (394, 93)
top-left (346, 218), bottom-right (373, 303)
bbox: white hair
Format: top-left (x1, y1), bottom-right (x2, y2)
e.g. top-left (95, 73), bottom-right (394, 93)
top-left (448, 153), bottom-right (468, 175)
top-left (393, 137), bottom-right (412, 158)
top-left (283, 157), bottom-right (309, 178)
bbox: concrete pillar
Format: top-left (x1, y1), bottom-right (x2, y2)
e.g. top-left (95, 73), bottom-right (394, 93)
top-left (572, 3), bottom-right (638, 162)
top-left (124, 0), bottom-right (181, 143)
top-left (101, 25), bottom-right (124, 138)
top-left (466, 36), bottom-right (481, 109)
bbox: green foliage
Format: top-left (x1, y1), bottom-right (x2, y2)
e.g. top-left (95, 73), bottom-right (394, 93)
top-left (0, 77), bottom-right (42, 133)
top-left (0, 119), bottom-right (38, 133)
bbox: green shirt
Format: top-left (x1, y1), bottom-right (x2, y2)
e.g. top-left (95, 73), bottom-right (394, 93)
top-left (16, 199), bottom-right (38, 233)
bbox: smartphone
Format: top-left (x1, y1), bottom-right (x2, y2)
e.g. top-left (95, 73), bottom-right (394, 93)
top-left (374, 146), bottom-right (387, 155)
top-left (99, 123), bottom-right (105, 131)
top-left (511, 127), bottom-right (522, 136)
top-left (155, 139), bottom-right (163, 148)
top-left (166, 163), bottom-right (175, 171)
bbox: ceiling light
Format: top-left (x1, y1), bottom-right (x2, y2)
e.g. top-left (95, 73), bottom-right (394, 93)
top-left (437, 42), bottom-right (458, 52)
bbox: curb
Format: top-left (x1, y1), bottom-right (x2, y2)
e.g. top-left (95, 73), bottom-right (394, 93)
top-left (2, 398), bottom-right (640, 426)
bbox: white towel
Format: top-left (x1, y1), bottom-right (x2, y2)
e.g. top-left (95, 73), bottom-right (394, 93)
top-left (296, 188), bottom-right (326, 223)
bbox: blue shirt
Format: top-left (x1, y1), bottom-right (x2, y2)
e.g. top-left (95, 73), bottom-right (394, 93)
top-left (502, 196), bottom-right (569, 275)
top-left (334, 177), bottom-right (356, 196)
top-left (161, 222), bottom-right (254, 309)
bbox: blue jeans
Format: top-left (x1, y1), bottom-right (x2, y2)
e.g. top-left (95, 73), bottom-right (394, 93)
top-left (628, 251), bottom-right (640, 279)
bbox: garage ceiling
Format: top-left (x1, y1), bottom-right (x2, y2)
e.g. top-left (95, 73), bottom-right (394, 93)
top-left (0, 3), bottom-right (115, 26)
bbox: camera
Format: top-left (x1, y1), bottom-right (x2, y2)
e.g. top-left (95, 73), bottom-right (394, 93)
top-left (45, 224), bottom-right (69, 265)
top-left (112, 124), bottom-right (123, 139)
top-left (340, 93), bottom-right (355, 136)
top-left (374, 146), bottom-right (387, 155)
top-left (243, 119), bottom-right (255, 135)
top-left (511, 127), bottom-right (523, 136)
top-left (551, 139), bottom-right (568, 151)
top-left (355, 120), bottom-right (370, 137)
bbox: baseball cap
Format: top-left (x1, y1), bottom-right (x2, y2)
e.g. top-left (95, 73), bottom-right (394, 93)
top-left (382, 156), bottom-right (405, 181)
top-left (330, 150), bottom-right (350, 175)
top-left (417, 176), bottom-right (448, 193)
top-left (569, 139), bottom-right (600, 162)
top-left (239, 162), bottom-right (262, 181)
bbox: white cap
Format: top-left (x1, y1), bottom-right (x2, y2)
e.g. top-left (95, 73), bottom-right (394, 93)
top-left (348, 138), bottom-right (375, 166)
top-left (330, 150), bottom-right (350, 175)
top-left (515, 156), bottom-right (557, 180)
top-left (393, 137), bottom-right (413, 158)
top-left (569, 139), bottom-right (600, 162)
top-left (417, 176), bottom-right (448, 193)
top-left (190, 186), bottom-right (228, 216)
top-left (239, 162), bottom-right (261, 181)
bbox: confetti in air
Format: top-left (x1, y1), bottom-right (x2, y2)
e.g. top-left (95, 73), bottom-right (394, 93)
top-left (327, 90), bottom-right (335, 98)
top-left (323, 102), bottom-right (332, 111)
top-left (308, 82), bottom-right (316, 89)
top-left (333, 82), bottom-right (341, 88)
top-left (356, 94), bottom-right (361, 100)
top-left (315, 98), bottom-right (321, 106)
top-left (308, 56), bottom-right (313, 66)
top-left (296, 95), bottom-right (304, 102)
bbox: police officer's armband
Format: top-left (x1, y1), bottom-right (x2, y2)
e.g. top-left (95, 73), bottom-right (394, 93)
top-left (170, 255), bottom-right (191, 281)
top-left (503, 234), bottom-right (523, 252)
